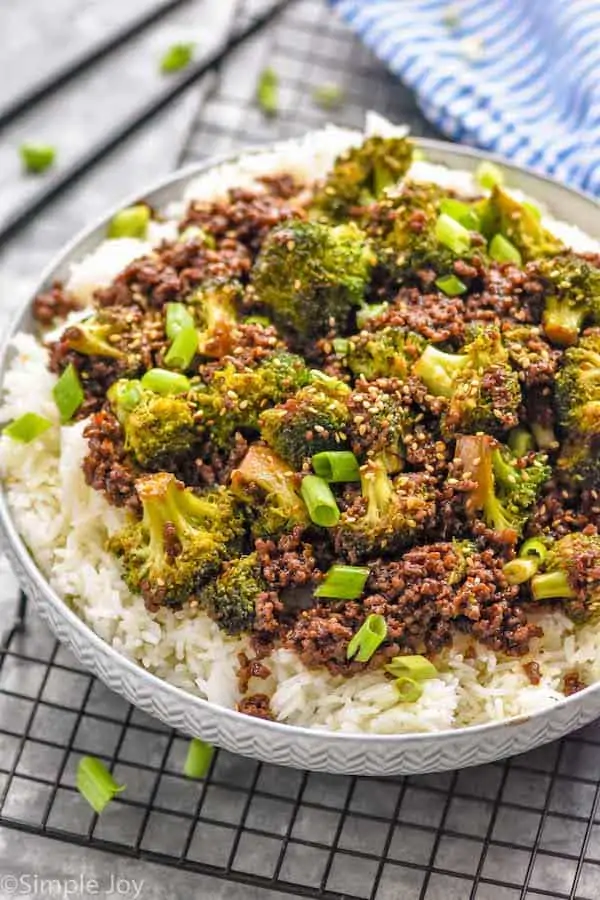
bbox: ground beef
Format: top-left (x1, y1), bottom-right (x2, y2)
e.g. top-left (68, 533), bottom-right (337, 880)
top-left (82, 410), bottom-right (141, 513)
top-left (527, 480), bottom-right (600, 540)
top-left (523, 661), bottom-right (542, 685)
top-left (237, 693), bottom-right (273, 719)
top-left (33, 282), bottom-right (81, 325)
top-left (563, 671), bottom-right (586, 696)
top-left (237, 651), bottom-right (272, 693)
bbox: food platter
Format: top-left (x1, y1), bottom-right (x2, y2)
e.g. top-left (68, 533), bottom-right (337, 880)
top-left (2, 135), bottom-right (600, 775)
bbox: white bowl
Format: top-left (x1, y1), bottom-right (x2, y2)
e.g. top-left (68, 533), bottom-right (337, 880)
top-left (2, 139), bottom-right (600, 776)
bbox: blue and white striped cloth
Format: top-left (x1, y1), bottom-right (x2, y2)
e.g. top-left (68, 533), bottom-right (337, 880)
top-left (331, 0), bottom-right (600, 195)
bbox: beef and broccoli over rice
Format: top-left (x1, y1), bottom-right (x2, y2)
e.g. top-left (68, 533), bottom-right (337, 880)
top-left (4, 118), bottom-right (600, 734)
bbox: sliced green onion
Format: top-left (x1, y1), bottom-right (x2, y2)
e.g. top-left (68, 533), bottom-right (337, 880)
top-left (312, 450), bottom-right (360, 483)
top-left (523, 200), bottom-right (542, 221)
top-left (183, 738), bottom-right (214, 779)
top-left (395, 677), bottom-right (424, 703)
top-left (141, 368), bottom-right (191, 395)
top-left (333, 337), bottom-right (350, 356)
top-left (312, 83), bottom-right (344, 110)
top-left (107, 204), bottom-right (150, 240)
top-left (385, 655), bottom-right (438, 680)
top-left (519, 537), bottom-right (549, 563)
top-left (108, 379), bottom-right (143, 420)
top-left (435, 274), bottom-right (467, 297)
top-left (160, 42), bottom-right (195, 74)
top-left (439, 198), bottom-right (481, 231)
top-left (503, 557), bottom-right (539, 585)
top-left (508, 426), bottom-right (535, 457)
top-left (315, 565), bottom-right (370, 600)
top-left (3, 412), bottom-right (52, 443)
top-left (347, 614), bottom-right (387, 662)
top-left (356, 302), bottom-right (389, 328)
top-left (300, 475), bottom-right (340, 527)
top-left (20, 143), bottom-right (56, 174)
top-left (166, 302), bottom-right (195, 339)
top-left (53, 363), bottom-right (84, 423)
top-left (435, 213), bottom-right (472, 255)
top-left (475, 160), bottom-right (504, 191)
top-left (489, 233), bottom-right (522, 265)
top-left (256, 67), bottom-right (278, 117)
top-left (164, 325), bottom-right (198, 370)
top-left (76, 756), bottom-right (125, 814)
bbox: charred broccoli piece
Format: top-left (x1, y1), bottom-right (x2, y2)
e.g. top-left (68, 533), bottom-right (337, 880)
top-left (109, 473), bottom-right (244, 608)
top-left (200, 553), bottom-right (266, 633)
top-left (58, 308), bottom-right (151, 375)
top-left (194, 350), bottom-right (310, 447)
top-left (556, 331), bottom-right (600, 425)
top-left (251, 220), bottom-right (375, 339)
top-left (188, 278), bottom-right (241, 357)
top-left (413, 328), bottom-right (521, 437)
top-left (346, 327), bottom-right (425, 380)
top-left (531, 533), bottom-right (600, 623)
top-left (347, 378), bottom-right (412, 474)
top-left (259, 374), bottom-right (350, 469)
top-left (557, 400), bottom-right (600, 485)
top-left (231, 443), bottom-right (309, 538)
top-left (533, 254), bottom-right (600, 347)
top-left (335, 459), bottom-right (435, 561)
top-left (455, 434), bottom-right (550, 540)
top-left (312, 135), bottom-right (414, 219)
top-left (477, 186), bottom-right (564, 262)
top-left (108, 380), bottom-right (197, 469)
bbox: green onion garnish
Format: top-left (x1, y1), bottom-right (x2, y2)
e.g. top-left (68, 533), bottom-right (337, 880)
top-left (312, 83), bottom-right (344, 110)
top-left (519, 537), bottom-right (549, 563)
top-left (435, 274), bottom-right (467, 297)
top-left (20, 143), bottom-right (56, 174)
top-left (166, 302), bottom-right (195, 340)
top-left (435, 213), bottom-right (472, 255)
top-left (256, 67), bottom-right (278, 117)
top-left (523, 200), bottom-right (542, 221)
top-left (347, 614), bottom-right (387, 662)
top-left (3, 412), bottom-right (52, 443)
top-left (489, 233), bottom-right (522, 265)
top-left (300, 475), bottom-right (340, 527)
top-left (475, 160), bottom-right (504, 190)
top-left (76, 756), bottom-right (125, 814)
top-left (385, 655), bottom-right (438, 680)
top-left (53, 364), bottom-right (84, 423)
top-left (356, 302), bottom-right (389, 328)
top-left (160, 42), bottom-right (195, 74)
top-left (312, 450), bottom-right (360, 483)
top-left (108, 379), bottom-right (143, 421)
top-left (395, 677), bottom-right (424, 703)
top-left (141, 368), bottom-right (191, 395)
top-left (502, 557), bottom-right (539, 585)
top-left (107, 204), bottom-right (150, 240)
top-left (183, 738), bottom-right (214, 779)
top-left (439, 198), bottom-right (481, 231)
top-left (315, 565), bottom-right (370, 600)
top-left (332, 337), bottom-right (350, 356)
top-left (508, 426), bottom-right (535, 457)
top-left (164, 325), bottom-right (198, 370)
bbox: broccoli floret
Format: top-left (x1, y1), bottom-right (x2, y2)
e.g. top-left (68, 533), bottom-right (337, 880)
top-left (555, 331), bottom-right (600, 425)
top-left (531, 533), bottom-right (600, 622)
top-left (557, 400), bottom-right (600, 485)
top-left (476, 186), bottom-right (564, 262)
top-left (200, 553), bottom-right (266, 633)
top-left (59, 308), bottom-right (148, 375)
top-left (188, 278), bottom-right (241, 357)
top-left (259, 375), bottom-right (350, 469)
top-left (335, 459), bottom-right (435, 561)
top-left (108, 380), bottom-right (197, 469)
top-left (413, 328), bottom-right (521, 436)
top-left (454, 434), bottom-right (550, 540)
top-left (251, 220), bottom-right (375, 339)
top-left (346, 327), bottom-right (425, 380)
top-left (108, 473), bottom-right (244, 607)
top-left (194, 350), bottom-right (310, 447)
top-left (531, 254), bottom-right (600, 347)
top-left (231, 443), bottom-right (309, 538)
top-left (347, 378), bottom-right (412, 474)
top-left (313, 135), bottom-right (414, 219)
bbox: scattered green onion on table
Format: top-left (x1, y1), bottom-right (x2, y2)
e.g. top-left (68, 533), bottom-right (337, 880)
top-left (76, 756), bottom-right (125, 814)
top-left (184, 738), bottom-right (214, 779)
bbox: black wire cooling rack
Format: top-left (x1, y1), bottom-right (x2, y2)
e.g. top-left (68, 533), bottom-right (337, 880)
top-left (3, 1), bottom-right (600, 898)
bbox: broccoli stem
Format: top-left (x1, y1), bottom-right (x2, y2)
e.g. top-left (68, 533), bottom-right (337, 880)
top-left (530, 420), bottom-right (558, 451)
top-left (543, 299), bottom-right (585, 347)
top-left (508, 427), bottom-right (535, 457)
top-left (531, 570), bottom-right (577, 601)
top-left (362, 460), bottom-right (393, 524)
top-left (503, 557), bottom-right (538, 585)
top-left (413, 345), bottom-right (468, 397)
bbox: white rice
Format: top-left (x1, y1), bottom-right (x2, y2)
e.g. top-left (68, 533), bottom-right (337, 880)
top-left (3, 119), bottom-right (600, 734)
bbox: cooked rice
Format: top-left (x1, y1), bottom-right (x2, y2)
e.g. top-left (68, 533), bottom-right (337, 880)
top-left (2, 121), bottom-right (600, 734)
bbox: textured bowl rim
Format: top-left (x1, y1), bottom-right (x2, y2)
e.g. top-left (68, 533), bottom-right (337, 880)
top-left (1, 133), bottom-right (599, 751)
